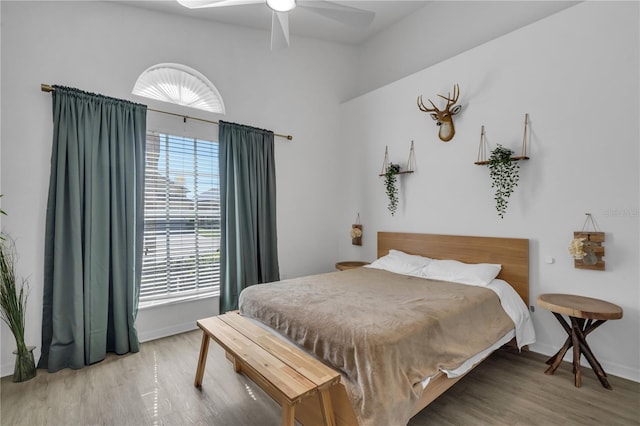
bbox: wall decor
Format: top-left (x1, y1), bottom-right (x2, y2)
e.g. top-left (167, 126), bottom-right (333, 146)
top-left (350, 213), bottom-right (363, 246)
top-left (417, 84), bottom-right (462, 142)
top-left (379, 143), bottom-right (415, 216)
top-left (488, 145), bottom-right (520, 219)
top-left (475, 114), bottom-right (530, 218)
top-left (569, 213), bottom-right (605, 271)
top-left (475, 113), bottom-right (530, 165)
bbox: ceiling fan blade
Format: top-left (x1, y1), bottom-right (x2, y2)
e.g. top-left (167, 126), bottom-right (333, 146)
top-left (299, 1), bottom-right (375, 29)
top-left (270, 11), bottom-right (290, 50)
top-left (176, 0), bottom-right (264, 9)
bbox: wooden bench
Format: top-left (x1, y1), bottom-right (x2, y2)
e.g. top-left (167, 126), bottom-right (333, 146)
top-left (194, 311), bottom-right (341, 426)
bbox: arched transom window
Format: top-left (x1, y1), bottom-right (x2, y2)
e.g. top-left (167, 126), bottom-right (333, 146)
top-left (132, 63), bottom-right (225, 114)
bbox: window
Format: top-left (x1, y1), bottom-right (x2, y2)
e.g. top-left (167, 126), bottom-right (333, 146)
top-left (132, 63), bottom-right (225, 114)
top-left (141, 131), bottom-right (220, 303)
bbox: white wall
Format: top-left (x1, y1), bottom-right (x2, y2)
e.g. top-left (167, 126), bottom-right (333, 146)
top-left (0, 0), bottom-right (355, 376)
top-left (338, 2), bottom-right (639, 381)
top-left (348, 1), bottom-right (579, 100)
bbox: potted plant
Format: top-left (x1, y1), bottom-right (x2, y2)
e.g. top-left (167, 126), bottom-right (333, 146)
top-left (383, 163), bottom-right (401, 216)
top-left (488, 145), bottom-right (519, 218)
top-left (0, 235), bottom-right (36, 382)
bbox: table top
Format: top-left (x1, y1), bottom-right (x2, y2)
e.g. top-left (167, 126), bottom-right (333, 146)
top-left (537, 293), bottom-right (623, 320)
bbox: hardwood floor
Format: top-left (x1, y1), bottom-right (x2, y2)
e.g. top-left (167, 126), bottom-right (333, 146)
top-left (1, 330), bottom-right (638, 426)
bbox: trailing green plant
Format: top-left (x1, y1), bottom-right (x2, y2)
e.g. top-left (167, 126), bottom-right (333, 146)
top-left (0, 236), bottom-right (36, 381)
top-left (384, 163), bottom-right (401, 216)
top-left (488, 145), bottom-right (519, 219)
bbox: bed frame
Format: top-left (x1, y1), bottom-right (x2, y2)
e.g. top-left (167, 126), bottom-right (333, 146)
top-left (292, 232), bottom-right (529, 425)
top-left (213, 232), bottom-right (530, 425)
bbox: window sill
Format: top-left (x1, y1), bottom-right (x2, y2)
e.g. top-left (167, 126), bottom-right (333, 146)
top-left (138, 291), bottom-right (219, 310)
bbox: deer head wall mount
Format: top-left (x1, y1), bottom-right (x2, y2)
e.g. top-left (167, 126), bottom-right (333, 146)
top-left (417, 84), bottom-right (462, 142)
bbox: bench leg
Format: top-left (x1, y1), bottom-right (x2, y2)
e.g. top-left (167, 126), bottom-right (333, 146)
top-left (318, 388), bottom-right (336, 426)
top-left (194, 331), bottom-right (210, 388)
top-left (282, 403), bottom-right (295, 426)
top-left (224, 351), bottom-right (242, 373)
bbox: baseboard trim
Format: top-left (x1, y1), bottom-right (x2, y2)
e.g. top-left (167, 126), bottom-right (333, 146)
top-left (530, 343), bottom-right (639, 383)
top-left (138, 321), bottom-right (199, 343)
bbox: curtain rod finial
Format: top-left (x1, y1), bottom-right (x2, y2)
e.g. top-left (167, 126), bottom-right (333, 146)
top-left (41, 84), bottom-right (54, 92)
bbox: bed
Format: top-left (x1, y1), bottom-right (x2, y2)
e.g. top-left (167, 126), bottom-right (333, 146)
top-left (236, 232), bottom-right (534, 426)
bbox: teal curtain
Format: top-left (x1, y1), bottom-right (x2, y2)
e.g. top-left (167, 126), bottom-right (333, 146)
top-left (38, 86), bottom-right (146, 372)
top-left (219, 121), bottom-right (279, 313)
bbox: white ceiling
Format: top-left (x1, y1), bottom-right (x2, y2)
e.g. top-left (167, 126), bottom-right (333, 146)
top-left (114, 0), bottom-right (431, 45)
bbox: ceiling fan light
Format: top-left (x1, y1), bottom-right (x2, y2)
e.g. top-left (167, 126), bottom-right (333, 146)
top-left (266, 0), bottom-right (296, 13)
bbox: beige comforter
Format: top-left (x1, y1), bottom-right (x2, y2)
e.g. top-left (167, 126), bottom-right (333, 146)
top-left (239, 267), bottom-right (513, 426)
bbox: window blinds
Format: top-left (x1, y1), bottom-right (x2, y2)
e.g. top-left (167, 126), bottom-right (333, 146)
top-left (141, 132), bottom-right (220, 301)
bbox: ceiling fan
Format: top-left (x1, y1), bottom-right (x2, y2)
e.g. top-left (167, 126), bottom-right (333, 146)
top-left (176, 0), bottom-right (376, 50)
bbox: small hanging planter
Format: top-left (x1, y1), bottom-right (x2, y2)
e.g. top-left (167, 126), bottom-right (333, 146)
top-left (569, 213), bottom-right (605, 271)
top-left (379, 143), bottom-right (415, 216)
top-left (350, 213), bottom-right (363, 246)
top-left (475, 115), bottom-right (530, 219)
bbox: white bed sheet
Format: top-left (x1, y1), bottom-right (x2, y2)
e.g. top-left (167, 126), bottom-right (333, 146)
top-left (420, 277), bottom-right (536, 388)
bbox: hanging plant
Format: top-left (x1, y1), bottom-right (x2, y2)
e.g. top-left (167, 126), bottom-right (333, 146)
top-left (384, 163), bottom-right (401, 216)
top-left (488, 145), bottom-right (519, 218)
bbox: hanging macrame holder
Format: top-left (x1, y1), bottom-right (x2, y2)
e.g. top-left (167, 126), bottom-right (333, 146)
top-left (475, 114), bottom-right (530, 165)
top-left (574, 213), bottom-right (605, 271)
top-left (379, 143), bottom-right (415, 176)
top-left (351, 213), bottom-right (362, 246)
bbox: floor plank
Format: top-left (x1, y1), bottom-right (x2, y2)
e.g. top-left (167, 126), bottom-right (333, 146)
top-left (1, 331), bottom-right (638, 426)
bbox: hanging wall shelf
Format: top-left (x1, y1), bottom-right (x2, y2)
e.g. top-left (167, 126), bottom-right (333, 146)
top-left (475, 113), bottom-right (530, 165)
top-left (378, 141), bottom-right (416, 176)
top-left (379, 142), bottom-right (415, 216)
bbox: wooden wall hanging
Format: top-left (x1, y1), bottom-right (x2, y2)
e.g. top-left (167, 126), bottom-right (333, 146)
top-left (350, 213), bottom-right (362, 246)
top-left (571, 213), bottom-right (605, 271)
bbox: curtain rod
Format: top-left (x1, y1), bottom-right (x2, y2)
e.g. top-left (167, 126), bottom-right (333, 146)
top-left (40, 84), bottom-right (293, 141)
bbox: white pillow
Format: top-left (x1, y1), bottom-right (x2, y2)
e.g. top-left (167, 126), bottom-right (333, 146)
top-left (421, 259), bottom-right (501, 286)
top-left (365, 249), bottom-right (433, 276)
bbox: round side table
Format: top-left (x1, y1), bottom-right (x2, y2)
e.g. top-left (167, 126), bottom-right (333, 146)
top-left (537, 293), bottom-right (623, 390)
top-left (335, 261), bottom-right (369, 271)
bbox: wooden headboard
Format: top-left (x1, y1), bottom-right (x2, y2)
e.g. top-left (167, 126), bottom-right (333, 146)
top-left (378, 232), bottom-right (530, 306)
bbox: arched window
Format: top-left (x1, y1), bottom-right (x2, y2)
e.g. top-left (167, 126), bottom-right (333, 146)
top-left (132, 63), bottom-right (225, 114)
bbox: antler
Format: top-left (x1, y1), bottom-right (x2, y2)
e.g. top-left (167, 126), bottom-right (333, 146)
top-left (436, 84), bottom-right (460, 109)
top-left (417, 95), bottom-right (439, 112)
top-left (418, 84), bottom-right (460, 112)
